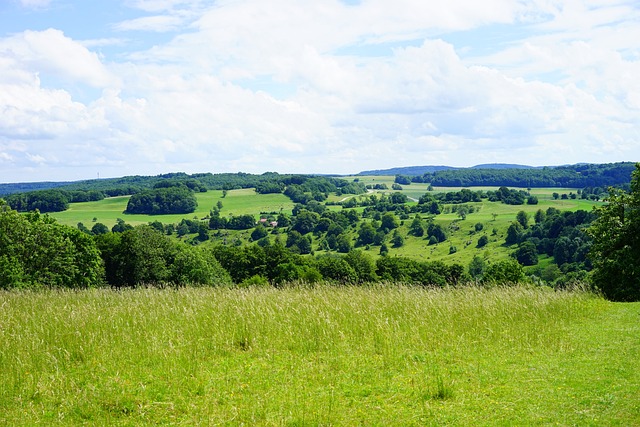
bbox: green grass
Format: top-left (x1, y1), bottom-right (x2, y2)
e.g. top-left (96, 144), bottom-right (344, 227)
top-left (1, 286), bottom-right (638, 425)
top-left (49, 189), bottom-right (294, 228)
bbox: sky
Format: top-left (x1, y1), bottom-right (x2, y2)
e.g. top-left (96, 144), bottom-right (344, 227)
top-left (0, 0), bottom-right (639, 183)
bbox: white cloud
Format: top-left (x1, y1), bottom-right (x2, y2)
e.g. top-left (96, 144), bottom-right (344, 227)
top-left (0, 29), bottom-right (116, 88)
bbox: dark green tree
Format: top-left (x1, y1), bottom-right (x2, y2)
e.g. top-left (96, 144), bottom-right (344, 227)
top-left (91, 222), bottom-right (110, 235)
top-left (409, 216), bottom-right (424, 237)
top-left (516, 210), bottom-right (529, 229)
top-left (468, 255), bottom-right (486, 279)
top-left (505, 222), bottom-right (524, 245)
top-left (380, 212), bottom-right (399, 231)
top-left (514, 241), bottom-right (538, 266)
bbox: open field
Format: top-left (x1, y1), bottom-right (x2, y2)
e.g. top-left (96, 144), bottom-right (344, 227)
top-left (49, 189), bottom-right (294, 228)
top-left (1, 286), bottom-right (638, 425)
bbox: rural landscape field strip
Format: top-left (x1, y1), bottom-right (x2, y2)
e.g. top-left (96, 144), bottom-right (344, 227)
top-left (1, 286), bottom-right (638, 425)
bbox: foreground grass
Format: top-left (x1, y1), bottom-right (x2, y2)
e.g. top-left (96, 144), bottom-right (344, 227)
top-left (1, 286), bottom-right (638, 425)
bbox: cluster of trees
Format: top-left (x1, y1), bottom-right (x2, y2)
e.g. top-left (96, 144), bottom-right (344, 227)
top-left (211, 244), bottom-right (476, 287)
top-left (503, 208), bottom-right (596, 288)
top-left (94, 226), bottom-right (231, 287)
top-left (125, 186), bottom-right (198, 215)
top-left (0, 203), bottom-right (103, 288)
top-left (4, 189), bottom-right (106, 213)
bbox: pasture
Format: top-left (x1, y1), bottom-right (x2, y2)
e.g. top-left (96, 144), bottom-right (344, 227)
top-left (49, 189), bottom-right (294, 228)
top-left (1, 286), bottom-right (638, 425)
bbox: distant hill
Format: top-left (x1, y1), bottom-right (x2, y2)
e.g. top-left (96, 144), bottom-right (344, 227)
top-left (0, 181), bottom-right (73, 196)
top-left (358, 163), bottom-right (542, 176)
top-left (358, 165), bottom-right (456, 176)
top-left (470, 163), bottom-right (539, 170)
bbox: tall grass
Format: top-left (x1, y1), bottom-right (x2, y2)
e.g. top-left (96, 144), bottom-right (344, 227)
top-left (1, 285), bottom-right (638, 425)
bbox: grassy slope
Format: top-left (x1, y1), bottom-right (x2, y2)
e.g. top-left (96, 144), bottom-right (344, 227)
top-left (0, 286), bottom-right (637, 425)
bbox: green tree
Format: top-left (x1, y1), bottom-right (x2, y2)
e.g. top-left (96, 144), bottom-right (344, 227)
top-left (409, 216), bottom-right (424, 237)
top-left (505, 222), bottom-right (524, 245)
top-left (251, 226), bottom-right (269, 241)
top-left (391, 230), bottom-right (404, 248)
top-left (482, 259), bottom-right (525, 284)
top-left (91, 222), bottom-right (110, 235)
top-left (344, 250), bottom-right (378, 283)
top-left (170, 244), bottom-right (232, 286)
top-left (335, 233), bottom-right (352, 253)
top-left (514, 241), bottom-right (538, 266)
top-left (456, 205), bottom-right (469, 220)
top-left (468, 255), bottom-right (486, 279)
top-left (380, 212), bottom-right (398, 231)
top-left (588, 164), bottom-right (640, 301)
top-left (357, 222), bottom-right (376, 246)
top-left (99, 225), bottom-right (177, 287)
top-left (0, 204), bottom-right (104, 289)
top-left (516, 210), bottom-right (529, 229)
top-left (314, 255), bottom-right (357, 283)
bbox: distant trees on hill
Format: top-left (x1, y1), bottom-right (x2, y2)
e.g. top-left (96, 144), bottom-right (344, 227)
top-left (421, 162), bottom-right (635, 188)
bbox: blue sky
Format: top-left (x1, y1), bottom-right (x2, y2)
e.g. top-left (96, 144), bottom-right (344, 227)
top-left (1, 0), bottom-right (639, 182)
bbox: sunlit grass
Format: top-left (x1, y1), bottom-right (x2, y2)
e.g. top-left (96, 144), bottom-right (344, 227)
top-left (1, 286), bottom-right (638, 425)
top-left (49, 189), bottom-right (293, 228)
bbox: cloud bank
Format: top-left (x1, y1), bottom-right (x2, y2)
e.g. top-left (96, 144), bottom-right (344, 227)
top-left (1, 0), bottom-right (639, 182)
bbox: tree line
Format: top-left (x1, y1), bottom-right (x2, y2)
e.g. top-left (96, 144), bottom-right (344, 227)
top-left (392, 162), bottom-right (635, 188)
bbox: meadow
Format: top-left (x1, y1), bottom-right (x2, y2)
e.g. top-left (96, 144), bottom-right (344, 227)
top-left (49, 189), bottom-right (294, 228)
top-left (1, 286), bottom-right (638, 425)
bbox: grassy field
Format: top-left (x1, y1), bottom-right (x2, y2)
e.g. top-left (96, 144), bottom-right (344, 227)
top-left (49, 189), bottom-right (294, 228)
top-left (1, 286), bottom-right (638, 425)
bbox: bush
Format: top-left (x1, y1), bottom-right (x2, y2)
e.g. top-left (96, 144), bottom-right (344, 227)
top-left (482, 259), bottom-right (525, 284)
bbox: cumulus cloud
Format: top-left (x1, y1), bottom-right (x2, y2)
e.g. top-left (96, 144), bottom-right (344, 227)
top-left (0, 29), bottom-right (116, 88)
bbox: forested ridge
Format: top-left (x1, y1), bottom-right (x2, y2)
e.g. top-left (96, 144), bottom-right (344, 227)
top-left (367, 162), bottom-right (636, 188)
